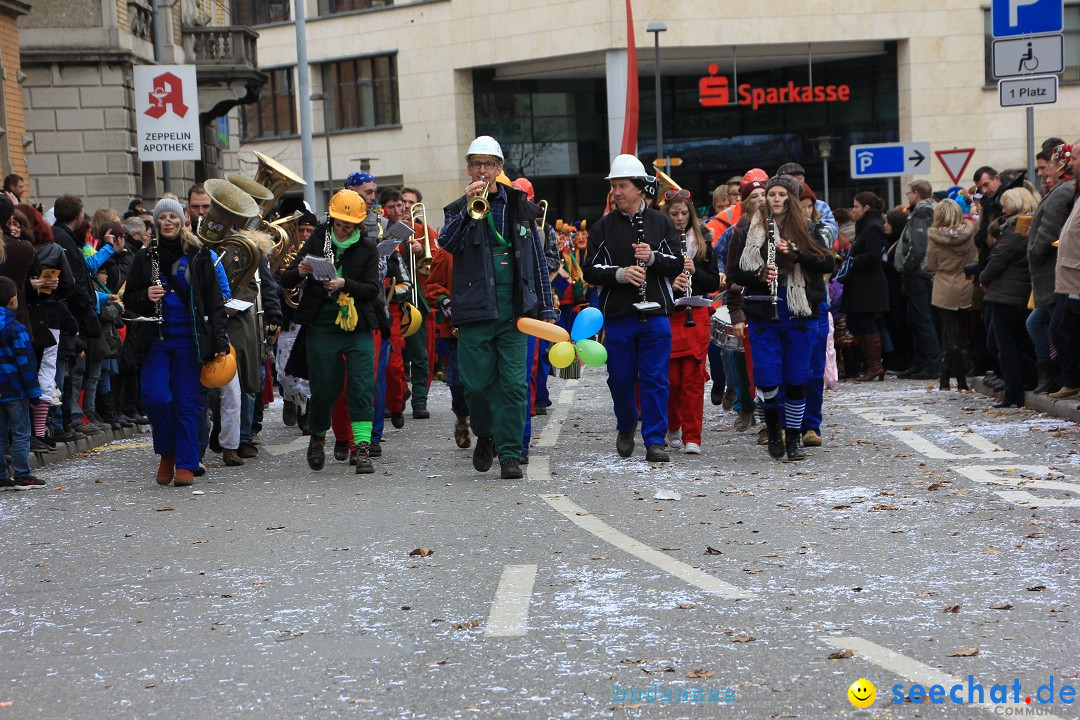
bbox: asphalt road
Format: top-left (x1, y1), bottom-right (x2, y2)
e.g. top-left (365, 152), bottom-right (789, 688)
top-left (2, 372), bottom-right (1077, 719)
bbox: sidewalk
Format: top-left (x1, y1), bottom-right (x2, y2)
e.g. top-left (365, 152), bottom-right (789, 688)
top-left (30, 423), bottom-right (150, 470)
top-left (974, 377), bottom-right (1080, 423)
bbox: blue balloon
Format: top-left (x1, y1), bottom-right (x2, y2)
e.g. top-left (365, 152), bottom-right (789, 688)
top-left (571, 307), bottom-right (604, 342)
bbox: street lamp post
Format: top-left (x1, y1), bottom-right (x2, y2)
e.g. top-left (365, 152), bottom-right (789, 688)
top-left (310, 92), bottom-right (333, 210)
top-left (646, 22), bottom-right (667, 167)
top-left (812, 136), bottom-right (836, 206)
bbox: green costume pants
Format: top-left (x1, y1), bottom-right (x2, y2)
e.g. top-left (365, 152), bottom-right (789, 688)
top-left (404, 312), bottom-right (429, 408)
top-left (457, 284), bottom-right (527, 461)
top-left (306, 303), bottom-right (374, 436)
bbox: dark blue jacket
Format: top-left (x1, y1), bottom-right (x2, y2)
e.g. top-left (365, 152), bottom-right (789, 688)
top-left (0, 307), bottom-right (42, 402)
top-left (439, 185), bottom-right (556, 325)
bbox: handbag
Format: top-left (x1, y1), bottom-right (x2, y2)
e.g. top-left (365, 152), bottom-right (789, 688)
top-left (835, 253), bottom-right (855, 284)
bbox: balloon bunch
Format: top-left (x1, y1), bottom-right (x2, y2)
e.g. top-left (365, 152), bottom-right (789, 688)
top-left (515, 307), bottom-right (607, 370)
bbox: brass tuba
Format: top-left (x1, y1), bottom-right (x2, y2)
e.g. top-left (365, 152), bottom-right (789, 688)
top-left (201, 178), bottom-right (263, 291)
top-left (653, 169), bottom-right (682, 208)
top-left (253, 151), bottom-right (307, 217)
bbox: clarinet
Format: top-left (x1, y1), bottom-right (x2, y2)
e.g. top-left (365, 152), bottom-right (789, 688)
top-left (765, 214), bottom-right (780, 321)
top-left (631, 211), bottom-right (660, 316)
top-left (679, 230), bottom-right (695, 327)
top-left (149, 238), bottom-right (164, 340)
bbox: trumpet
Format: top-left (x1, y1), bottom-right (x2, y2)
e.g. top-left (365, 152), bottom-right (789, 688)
top-left (537, 199), bottom-right (548, 231)
top-left (467, 176), bottom-right (491, 220)
top-left (411, 202), bottom-right (433, 275)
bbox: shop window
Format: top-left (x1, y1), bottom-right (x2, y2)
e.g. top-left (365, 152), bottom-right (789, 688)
top-left (241, 67), bottom-right (297, 140)
top-left (984, 5), bottom-right (1080, 83)
top-left (318, 0), bottom-right (394, 15)
top-left (231, 0), bottom-right (290, 25)
top-left (321, 55), bottom-right (400, 131)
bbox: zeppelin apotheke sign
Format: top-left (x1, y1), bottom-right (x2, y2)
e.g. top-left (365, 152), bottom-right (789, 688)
top-left (134, 65), bottom-right (201, 162)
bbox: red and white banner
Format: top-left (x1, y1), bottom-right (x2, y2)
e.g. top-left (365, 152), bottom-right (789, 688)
top-left (134, 65), bottom-right (201, 162)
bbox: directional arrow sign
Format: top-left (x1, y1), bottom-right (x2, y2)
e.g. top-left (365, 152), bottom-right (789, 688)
top-left (935, 148), bottom-right (976, 186)
top-left (850, 142), bottom-right (931, 179)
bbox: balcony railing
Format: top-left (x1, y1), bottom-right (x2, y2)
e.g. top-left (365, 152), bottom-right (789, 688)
top-left (182, 26), bottom-right (260, 69)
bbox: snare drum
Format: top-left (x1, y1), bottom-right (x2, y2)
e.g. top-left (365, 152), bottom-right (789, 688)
top-left (710, 306), bottom-right (744, 352)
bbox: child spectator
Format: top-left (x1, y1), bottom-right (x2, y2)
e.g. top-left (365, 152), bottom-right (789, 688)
top-left (0, 275), bottom-right (42, 489)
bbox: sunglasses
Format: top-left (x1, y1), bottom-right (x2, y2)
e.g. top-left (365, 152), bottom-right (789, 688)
top-left (663, 188), bottom-right (691, 201)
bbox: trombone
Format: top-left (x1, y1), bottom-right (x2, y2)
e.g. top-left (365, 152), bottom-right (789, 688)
top-left (411, 202), bottom-right (433, 275)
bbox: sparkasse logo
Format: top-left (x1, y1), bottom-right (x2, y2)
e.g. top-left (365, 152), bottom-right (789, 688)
top-left (698, 63), bottom-right (851, 110)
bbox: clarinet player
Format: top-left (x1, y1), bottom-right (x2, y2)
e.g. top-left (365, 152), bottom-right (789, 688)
top-left (583, 155), bottom-right (682, 462)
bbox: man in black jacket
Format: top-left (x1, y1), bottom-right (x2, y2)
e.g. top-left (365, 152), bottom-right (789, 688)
top-left (894, 180), bottom-right (940, 379)
top-left (583, 154), bottom-right (682, 462)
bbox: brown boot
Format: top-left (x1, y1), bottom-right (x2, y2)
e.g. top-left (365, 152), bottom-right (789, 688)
top-left (855, 333), bottom-right (885, 382)
top-left (174, 468), bottom-right (195, 487)
top-left (222, 449), bottom-right (245, 466)
top-left (156, 455), bottom-right (175, 485)
top-left (454, 417), bottom-right (472, 449)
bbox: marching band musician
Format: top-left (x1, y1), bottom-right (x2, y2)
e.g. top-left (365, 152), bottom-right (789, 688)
top-left (438, 136), bottom-right (556, 480)
top-left (123, 198), bottom-right (229, 487)
top-left (661, 189), bottom-right (720, 455)
top-left (582, 154), bottom-right (683, 463)
top-left (277, 211), bottom-right (318, 434)
top-left (422, 242), bottom-right (472, 450)
top-left (281, 189), bottom-right (383, 475)
top-left (728, 175), bottom-right (834, 462)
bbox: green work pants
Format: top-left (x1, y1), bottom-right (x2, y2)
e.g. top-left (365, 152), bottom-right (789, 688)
top-left (404, 312), bottom-right (429, 408)
top-left (457, 284), bottom-right (527, 461)
top-left (306, 303), bottom-right (375, 436)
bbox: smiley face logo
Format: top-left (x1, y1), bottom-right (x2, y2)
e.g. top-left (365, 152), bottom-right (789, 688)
top-left (847, 678), bottom-right (876, 708)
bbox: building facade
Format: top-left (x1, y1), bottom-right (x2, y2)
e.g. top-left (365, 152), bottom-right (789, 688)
top-left (233, 0), bottom-right (1080, 223)
top-left (0, 0), bottom-right (31, 184)
top-left (18, 0), bottom-right (266, 211)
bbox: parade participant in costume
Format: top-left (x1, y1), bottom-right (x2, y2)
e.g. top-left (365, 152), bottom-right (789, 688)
top-left (123, 198), bottom-right (229, 486)
top-left (381, 187), bottom-right (431, 422)
top-left (277, 211), bottom-right (318, 431)
top-left (402, 185), bottom-right (441, 389)
top-left (729, 175), bottom-right (834, 462)
top-left (282, 190), bottom-right (382, 474)
top-left (439, 136), bottom-right (556, 480)
top-left (423, 244), bottom-right (471, 449)
top-left (798, 182), bottom-right (836, 448)
top-left (583, 154), bottom-right (682, 462)
top-left (662, 190), bottom-right (719, 455)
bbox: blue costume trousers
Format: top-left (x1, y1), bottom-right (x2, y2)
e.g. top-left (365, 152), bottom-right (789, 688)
top-left (748, 295), bottom-right (814, 431)
top-left (372, 337), bottom-right (391, 444)
top-left (804, 302), bottom-right (830, 434)
top-left (604, 314), bottom-right (672, 447)
top-left (142, 335), bottom-right (203, 472)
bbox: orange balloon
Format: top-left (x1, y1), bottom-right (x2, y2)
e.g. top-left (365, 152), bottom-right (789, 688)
top-left (516, 317), bottom-right (570, 344)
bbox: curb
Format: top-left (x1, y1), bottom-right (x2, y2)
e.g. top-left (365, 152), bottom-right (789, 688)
top-left (30, 423), bottom-right (151, 470)
top-left (973, 378), bottom-right (1080, 423)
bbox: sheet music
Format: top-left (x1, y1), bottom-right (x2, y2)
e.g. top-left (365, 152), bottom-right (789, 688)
top-left (303, 255), bottom-right (338, 282)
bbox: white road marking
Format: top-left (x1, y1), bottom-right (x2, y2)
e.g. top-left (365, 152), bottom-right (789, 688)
top-left (847, 405), bottom-right (947, 426)
top-left (824, 636), bottom-right (1067, 719)
top-left (890, 429), bottom-right (1018, 460)
top-left (535, 386), bottom-right (577, 449)
top-left (951, 464), bottom-right (1080, 508)
top-left (540, 494), bottom-right (755, 599)
top-left (263, 436), bottom-right (309, 456)
top-left (526, 454), bottom-right (550, 484)
top-left (485, 564), bottom-right (538, 637)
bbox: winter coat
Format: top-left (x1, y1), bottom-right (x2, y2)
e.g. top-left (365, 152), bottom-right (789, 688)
top-left (583, 205), bottom-right (683, 318)
top-left (0, 307), bottom-right (41, 402)
top-left (1055, 195), bottom-right (1080, 296)
top-left (841, 209), bottom-right (889, 314)
top-left (52, 222), bottom-right (101, 338)
top-left (895, 199), bottom-right (935, 278)
top-left (0, 233), bottom-right (39, 332)
top-left (123, 242), bottom-right (229, 364)
top-left (927, 220), bottom-right (977, 311)
top-left (1028, 180), bottom-right (1075, 307)
top-left (439, 185), bottom-right (555, 325)
top-left (979, 217), bottom-right (1031, 307)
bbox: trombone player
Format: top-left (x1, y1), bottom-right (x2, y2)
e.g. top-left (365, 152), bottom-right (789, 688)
top-left (439, 136), bottom-right (556, 480)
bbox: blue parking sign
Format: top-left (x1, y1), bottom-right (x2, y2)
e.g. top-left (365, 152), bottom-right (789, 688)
top-left (992, 0), bottom-right (1063, 37)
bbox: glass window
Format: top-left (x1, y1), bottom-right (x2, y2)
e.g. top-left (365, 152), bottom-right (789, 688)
top-left (241, 67), bottom-right (297, 140)
top-left (231, 0), bottom-right (289, 25)
top-left (318, 0), bottom-right (394, 16)
top-left (321, 55), bottom-right (399, 131)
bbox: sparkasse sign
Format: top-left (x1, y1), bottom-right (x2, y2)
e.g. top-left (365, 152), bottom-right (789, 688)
top-left (134, 64), bottom-right (201, 162)
top-left (698, 64), bottom-right (851, 110)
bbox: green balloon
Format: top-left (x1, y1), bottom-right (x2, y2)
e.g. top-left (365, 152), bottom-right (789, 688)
top-left (575, 339), bottom-right (608, 367)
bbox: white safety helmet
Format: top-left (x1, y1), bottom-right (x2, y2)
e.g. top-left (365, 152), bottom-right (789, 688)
top-left (466, 135), bottom-right (504, 161)
top-left (606, 153), bottom-right (649, 180)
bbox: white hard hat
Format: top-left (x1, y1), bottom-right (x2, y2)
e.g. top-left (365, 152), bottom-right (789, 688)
top-left (606, 154), bottom-right (648, 180)
top-left (466, 135), bottom-right (504, 161)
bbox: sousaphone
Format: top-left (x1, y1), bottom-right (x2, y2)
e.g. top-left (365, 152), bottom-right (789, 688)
top-left (201, 178), bottom-right (263, 291)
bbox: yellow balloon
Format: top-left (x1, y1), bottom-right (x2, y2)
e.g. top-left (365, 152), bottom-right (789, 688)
top-left (548, 341), bottom-right (577, 369)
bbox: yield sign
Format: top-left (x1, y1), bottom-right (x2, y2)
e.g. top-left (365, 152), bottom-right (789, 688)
top-left (935, 148), bottom-right (976, 186)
